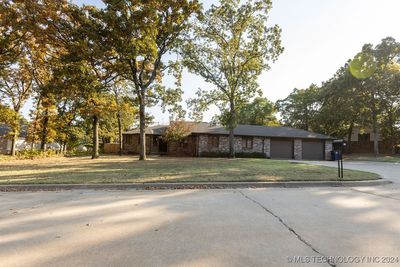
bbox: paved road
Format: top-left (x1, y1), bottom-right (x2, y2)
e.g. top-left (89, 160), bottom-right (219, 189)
top-left (1, 180), bottom-right (400, 267)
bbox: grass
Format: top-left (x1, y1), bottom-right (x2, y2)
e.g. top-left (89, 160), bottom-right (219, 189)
top-left (344, 153), bottom-right (400, 163)
top-left (0, 155), bottom-right (379, 184)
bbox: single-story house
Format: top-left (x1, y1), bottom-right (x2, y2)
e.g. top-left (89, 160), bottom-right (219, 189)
top-left (0, 124), bottom-right (28, 154)
top-left (0, 124), bottom-right (60, 154)
top-left (122, 122), bottom-right (334, 160)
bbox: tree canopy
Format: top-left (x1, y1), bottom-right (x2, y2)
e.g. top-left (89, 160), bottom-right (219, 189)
top-left (181, 0), bottom-right (283, 157)
top-left (277, 37), bottom-right (400, 155)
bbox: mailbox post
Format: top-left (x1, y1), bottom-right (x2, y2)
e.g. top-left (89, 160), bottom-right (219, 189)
top-left (333, 140), bottom-right (346, 179)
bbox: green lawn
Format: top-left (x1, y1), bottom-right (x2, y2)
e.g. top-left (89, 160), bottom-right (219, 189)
top-left (344, 153), bottom-right (400, 163)
top-left (0, 155), bottom-right (379, 184)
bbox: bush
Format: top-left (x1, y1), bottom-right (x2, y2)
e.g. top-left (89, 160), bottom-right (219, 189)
top-left (235, 152), bottom-right (267, 158)
top-left (200, 151), bottom-right (267, 158)
top-left (200, 151), bottom-right (230, 157)
top-left (16, 149), bottom-right (59, 160)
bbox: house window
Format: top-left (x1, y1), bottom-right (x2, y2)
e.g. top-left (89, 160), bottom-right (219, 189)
top-left (242, 137), bottom-right (253, 149)
top-left (208, 135), bottom-right (219, 148)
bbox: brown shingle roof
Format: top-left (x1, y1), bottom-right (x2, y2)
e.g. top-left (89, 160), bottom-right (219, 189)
top-left (124, 122), bottom-right (334, 140)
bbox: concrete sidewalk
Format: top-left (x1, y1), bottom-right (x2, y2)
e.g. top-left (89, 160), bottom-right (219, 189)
top-left (1, 188), bottom-right (400, 267)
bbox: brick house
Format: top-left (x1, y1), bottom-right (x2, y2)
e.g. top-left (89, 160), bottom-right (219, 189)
top-left (122, 122), bottom-right (334, 160)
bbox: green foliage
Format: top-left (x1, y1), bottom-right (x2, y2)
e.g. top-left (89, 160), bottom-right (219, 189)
top-left (349, 52), bottom-right (377, 79)
top-left (181, 0), bottom-right (283, 156)
top-left (277, 37), bottom-right (400, 155)
top-left (276, 85), bottom-right (320, 131)
top-left (0, 104), bottom-right (16, 126)
top-left (16, 149), bottom-right (59, 160)
top-left (215, 97), bottom-right (279, 126)
top-left (95, 0), bottom-right (201, 159)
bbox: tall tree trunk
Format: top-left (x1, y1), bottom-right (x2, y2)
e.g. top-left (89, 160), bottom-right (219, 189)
top-left (63, 141), bottom-right (67, 153)
top-left (40, 108), bottom-right (49, 150)
top-left (92, 114), bottom-right (99, 159)
top-left (139, 96), bottom-right (146, 160)
top-left (228, 101), bottom-right (236, 158)
top-left (388, 114), bottom-right (396, 155)
top-left (229, 127), bottom-right (235, 158)
top-left (10, 131), bottom-right (17, 156)
top-left (59, 141), bottom-right (63, 154)
top-left (31, 98), bottom-right (42, 150)
top-left (10, 110), bottom-right (20, 156)
top-left (372, 109), bottom-right (379, 157)
top-left (347, 121), bottom-right (354, 153)
top-left (117, 110), bottom-right (123, 156)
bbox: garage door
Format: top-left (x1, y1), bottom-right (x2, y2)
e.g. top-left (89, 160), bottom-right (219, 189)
top-left (270, 139), bottom-right (293, 159)
top-left (302, 140), bottom-right (324, 160)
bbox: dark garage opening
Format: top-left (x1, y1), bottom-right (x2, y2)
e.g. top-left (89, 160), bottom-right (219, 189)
top-left (270, 139), bottom-right (293, 159)
top-left (302, 140), bottom-right (324, 160)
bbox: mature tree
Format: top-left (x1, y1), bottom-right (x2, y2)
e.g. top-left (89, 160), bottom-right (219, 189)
top-left (0, 58), bottom-right (33, 156)
top-left (316, 64), bottom-right (366, 144)
top-left (0, 104), bottom-right (16, 125)
top-left (163, 121), bottom-right (193, 142)
top-left (95, 0), bottom-right (200, 160)
top-left (110, 82), bottom-right (137, 155)
top-left (49, 3), bottom-right (119, 159)
top-left (214, 97), bottom-right (279, 126)
top-left (349, 37), bottom-right (400, 156)
top-left (236, 97), bottom-right (279, 126)
top-left (0, 1), bottom-right (33, 156)
top-left (182, 0), bottom-right (283, 157)
top-left (0, 0), bottom-right (25, 73)
top-left (276, 85), bottom-right (320, 131)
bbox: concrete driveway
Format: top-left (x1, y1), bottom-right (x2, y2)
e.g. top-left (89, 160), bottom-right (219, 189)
top-left (1, 183), bottom-right (400, 267)
top-left (299, 160), bottom-right (400, 184)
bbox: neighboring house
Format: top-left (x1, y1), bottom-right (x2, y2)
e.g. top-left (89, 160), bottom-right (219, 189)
top-left (123, 122), bottom-right (334, 160)
top-left (343, 126), bottom-right (397, 154)
top-left (0, 124), bottom-right (60, 154)
top-left (0, 124), bottom-right (29, 154)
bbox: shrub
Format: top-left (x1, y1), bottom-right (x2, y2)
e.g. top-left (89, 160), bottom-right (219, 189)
top-left (200, 151), bottom-right (230, 157)
top-left (235, 152), bottom-right (267, 158)
top-left (16, 149), bottom-right (59, 160)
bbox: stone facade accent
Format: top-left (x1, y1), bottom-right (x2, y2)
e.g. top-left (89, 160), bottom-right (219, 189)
top-left (264, 138), bottom-right (271, 158)
top-left (218, 136), bottom-right (229, 153)
top-left (197, 135), bottom-right (267, 155)
top-left (252, 138), bottom-right (263, 153)
top-left (294, 139), bottom-right (302, 160)
top-left (198, 135), bottom-right (208, 155)
top-left (325, 140), bottom-right (333, 161)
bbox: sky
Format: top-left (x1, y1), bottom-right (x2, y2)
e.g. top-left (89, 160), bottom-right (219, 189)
top-left (21, 0), bottom-right (400, 124)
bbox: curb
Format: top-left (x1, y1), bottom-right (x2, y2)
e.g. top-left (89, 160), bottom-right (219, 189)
top-left (0, 179), bottom-right (392, 192)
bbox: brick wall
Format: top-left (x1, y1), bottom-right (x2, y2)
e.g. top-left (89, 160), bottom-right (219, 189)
top-left (122, 134), bottom-right (157, 154)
